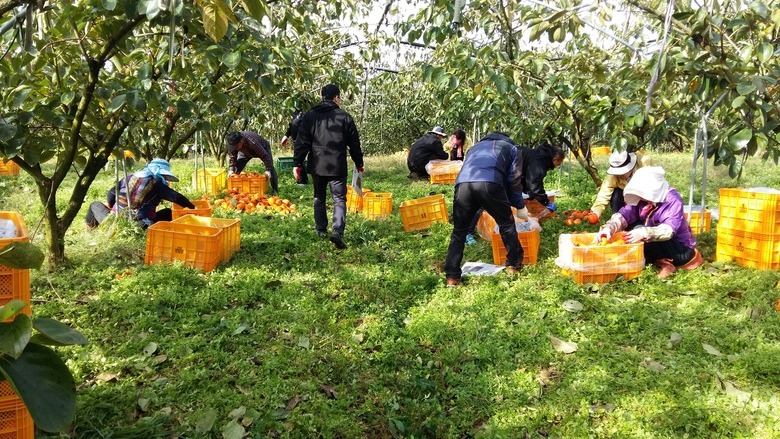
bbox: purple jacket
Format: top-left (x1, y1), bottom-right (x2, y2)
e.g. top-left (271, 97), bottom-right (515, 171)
top-left (618, 187), bottom-right (696, 249)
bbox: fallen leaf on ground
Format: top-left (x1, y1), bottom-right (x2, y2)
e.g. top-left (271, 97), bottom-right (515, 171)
top-left (702, 343), bottom-right (723, 356)
top-left (549, 334), bottom-right (578, 353)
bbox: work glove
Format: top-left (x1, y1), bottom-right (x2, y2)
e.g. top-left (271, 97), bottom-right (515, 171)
top-left (281, 136), bottom-right (288, 147)
top-left (624, 227), bottom-right (650, 244)
top-left (293, 167), bottom-right (302, 182)
top-left (546, 201), bottom-right (557, 212)
top-left (594, 220), bottom-right (621, 243)
top-left (264, 171), bottom-right (272, 181)
top-left (514, 207), bottom-right (529, 221)
top-left (356, 166), bottom-right (365, 174)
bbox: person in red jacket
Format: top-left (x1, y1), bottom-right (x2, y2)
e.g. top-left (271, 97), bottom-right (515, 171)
top-left (293, 84), bottom-right (364, 249)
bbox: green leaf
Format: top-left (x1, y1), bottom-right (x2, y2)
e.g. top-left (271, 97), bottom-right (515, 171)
top-left (757, 42), bottom-right (773, 63)
top-left (0, 343), bottom-right (76, 432)
top-left (0, 242), bottom-right (44, 270)
top-left (728, 128), bottom-right (752, 150)
top-left (0, 123), bottom-right (16, 141)
top-left (176, 100), bottom-right (194, 118)
top-left (624, 103), bottom-right (642, 117)
top-left (202, 0), bottom-right (231, 42)
top-left (736, 82), bottom-right (756, 95)
top-left (0, 300), bottom-right (27, 322)
top-left (0, 314), bottom-right (32, 359)
top-left (195, 408), bottom-right (217, 434)
top-left (222, 418), bottom-right (245, 439)
top-left (12, 86), bottom-right (32, 108)
top-left (30, 318), bottom-right (87, 346)
top-left (240, 0), bottom-right (269, 22)
top-left (145, 0), bottom-right (160, 19)
top-left (60, 91), bottom-right (75, 106)
top-left (107, 94), bottom-right (126, 113)
top-left (731, 95), bottom-right (746, 108)
top-left (102, 0), bottom-right (117, 10)
top-left (222, 52), bottom-right (241, 69)
top-left (729, 159), bottom-right (742, 179)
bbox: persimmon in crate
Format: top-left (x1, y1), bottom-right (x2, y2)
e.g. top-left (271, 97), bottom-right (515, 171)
top-left (228, 172), bottom-right (267, 195)
top-left (0, 212), bottom-right (31, 320)
top-left (0, 160), bottom-right (20, 177)
top-left (172, 199), bottom-right (212, 219)
top-left (399, 194), bottom-right (448, 232)
top-left (555, 232), bottom-right (645, 284)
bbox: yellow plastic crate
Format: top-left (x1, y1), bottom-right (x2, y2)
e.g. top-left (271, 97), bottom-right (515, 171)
top-left (362, 192), bottom-right (393, 219)
top-left (346, 186), bottom-right (371, 213)
top-left (490, 228), bottom-right (540, 266)
top-left (683, 207), bottom-right (711, 234)
top-left (172, 200), bottom-right (213, 220)
top-left (399, 194), bottom-right (449, 232)
top-left (228, 174), bottom-right (267, 195)
top-left (145, 222), bottom-right (223, 272)
top-left (0, 381), bottom-right (33, 439)
top-left (556, 232), bottom-right (645, 284)
top-left (716, 226), bottom-right (780, 270)
top-left (592, 146), bottom-right (611, 156)
top-left (0, 212), bottom-right (30, 320)
top-left (172, 214), bottom-right (241, 262)
top-left (718, 188), bottom-right (780, 236)
top-left (192, 168), bottom-right (227, 195)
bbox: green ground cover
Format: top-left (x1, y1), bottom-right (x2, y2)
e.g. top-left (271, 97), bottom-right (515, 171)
top-left (2, 152), bottom-right (780, 438)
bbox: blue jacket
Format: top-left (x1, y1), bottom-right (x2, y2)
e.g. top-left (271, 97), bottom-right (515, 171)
top-left (455, 132), bottom-right (525, 209)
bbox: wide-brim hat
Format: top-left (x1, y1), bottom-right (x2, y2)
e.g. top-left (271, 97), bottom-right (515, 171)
top-left (624, 166), bottom-right (669, 205)
top-left (428, 126), bottom-right (446, 137)
top-left (147, 158), bottom-right (179, 182)
top-left (606, 151), bottom-right (638, 175)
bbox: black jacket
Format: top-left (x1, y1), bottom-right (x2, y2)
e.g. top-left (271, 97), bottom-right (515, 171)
top-left (407, 133), bottom-right (448, 170)
top-left (518, 142), bottom-right (556, 205)
top-left (294, 101), bottom-right (363, 177)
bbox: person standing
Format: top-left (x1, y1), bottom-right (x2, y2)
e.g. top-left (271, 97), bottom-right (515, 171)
top-left (517, 141), bottom-right (565, 215)
top-left (443, 132), bottom-right (530, 286)
top-left (226, 131), bottom-right (279, 194)
top-left (281, 109), bottom-right (309, 186)
top-left (590, 150), bottom-right (653, 219)
top-left (407, 126), bottom-right (449, 178)
top-left (446, 128), bottom-right (472, 161)
top-left (293, 84), bottom-right (364, 249)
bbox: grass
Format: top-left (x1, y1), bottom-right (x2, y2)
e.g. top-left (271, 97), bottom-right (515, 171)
top-left (4, 151), bottom-right (780, 438)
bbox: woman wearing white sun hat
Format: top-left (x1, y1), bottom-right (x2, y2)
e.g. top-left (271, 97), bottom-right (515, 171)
top-left (596, 166), bottom-right (702, 278)
top-left (590, 150), bottom-right (653, 219)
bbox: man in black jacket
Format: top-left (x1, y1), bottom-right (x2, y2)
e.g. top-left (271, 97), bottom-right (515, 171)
top-left (281, 109), bottom-right (308, 185)
top-left (517, 142), bottom-right (565, 213)
top-left (293, 84), bottom-right (364, 249)
top-left (407, 126), bottom-right (448, 178)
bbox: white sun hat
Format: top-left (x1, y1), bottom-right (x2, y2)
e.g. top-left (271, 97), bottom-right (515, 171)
top-left (623, 166), bottom-right (669, 205)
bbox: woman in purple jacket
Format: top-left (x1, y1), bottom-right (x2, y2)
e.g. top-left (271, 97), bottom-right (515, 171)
top-left (596, 166), bottom-right (703, 278)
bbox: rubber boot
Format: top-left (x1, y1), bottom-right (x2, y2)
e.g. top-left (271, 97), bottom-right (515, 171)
top-left (679, 248), bottom-right (703, 271)
top-left (655, 258), bottom-right (676, 278)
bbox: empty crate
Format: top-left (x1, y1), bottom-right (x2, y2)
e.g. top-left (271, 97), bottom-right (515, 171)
top-left (0, 381), bottom-right (33, 439)
top-left (490, 229), bottom-right (541, 266)
top-left (172, 214), bottom-right (241, 262)
top-left (716, 227), bottom-right (780, 270)
top-left (145, 222), bottom-right (223, 272)
top-left (362, 192), bottom-right (393, 219)
top-left (346, 186), bottom-right (371, 213)
top-left (0, 160), bottom-right (20, 177)
top-left (683, 206), bottom-right (711, 234)
top-left (399, 194), bottom-right (449, 232)
top-left (191, 168), bottom-right (226, 195)
top-left (718, 188), bottom-right (780, 236)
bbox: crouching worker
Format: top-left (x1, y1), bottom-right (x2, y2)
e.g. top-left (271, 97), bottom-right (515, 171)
top-left (86, 158), bottom-right (195, 229)
top-left (595, 166), bottom-right (703, 278)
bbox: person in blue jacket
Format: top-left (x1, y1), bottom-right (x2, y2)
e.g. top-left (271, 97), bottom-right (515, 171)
top-left (443, 132), bottom-right (529, 286)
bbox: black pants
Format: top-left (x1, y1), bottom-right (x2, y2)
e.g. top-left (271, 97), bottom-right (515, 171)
top-left (85, 201), bottom-right (111, 228)
top-left (312, 175), bottom-right (347, 234)
top-left (444, 182), bottom-right (523, 279)
top-left (643, 236), bottom-right (694, 265)
top-left (235, 150), bottom-right (279, 194)
top-left (610, 188), bottom-right (625, 217)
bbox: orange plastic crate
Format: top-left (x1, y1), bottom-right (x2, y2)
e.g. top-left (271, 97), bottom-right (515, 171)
top-left (172, 200), bottom-right (213, 220)
top-left (399, 194), bottom-right (449, 232)
top-left (683, 207), bottom-right (711, 234)
top-left (192, 168), bottom-right (227, 195)
top-left (556, 232), bottom-right (645, 284)
top-left (0, 160), bottom-right (20, 177)
top-left (346, 186), bottom-right (371, 213)
top-left (524, 196), bottom-right (555, 217)
top-left (716, 226), bottom-right (780, 270)
top-left (172, 215), bottom-right (240, 262)
top-left (476, 209), bottom-right (523, 241)
top-left (0, 212), bottom-right (30, 320)
top-left (362, 192), bottom-right (393, 219)
top-left (227, 174), bottom-right (267, 195)
top-left (718, 188), bottom-right (780, 236)
top-left (0, 382), bottom-right (33, 439)
top-left (490, 228), bottom-right (540, 266)
top-left (145, 222), bottom-right (223, 272)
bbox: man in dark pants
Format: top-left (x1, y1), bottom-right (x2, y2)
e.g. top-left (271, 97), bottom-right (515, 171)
top-left (226, 131), bottom-right (279, 194)
top-left (443, 132), bottom-right (530, 286)
top-left (517, 141), bottom-right (565, 214)
top-left (407, 126), bottom-right (448, 178)
top-left (293, 84), bottom-right (364, 249)
top-left (281, 109), bottom-right (309, 185)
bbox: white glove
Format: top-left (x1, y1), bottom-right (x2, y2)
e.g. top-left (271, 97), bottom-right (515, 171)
top-left (514, 207), bottom-right (529, 221)
top-left (624, 227), bottom-right (650, 244)
top-left (264, 171), bottom-right (272, 180)
top-left (593, 228), bottom-right (612, 244)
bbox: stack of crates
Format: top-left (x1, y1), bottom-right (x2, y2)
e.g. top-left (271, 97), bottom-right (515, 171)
top-left (556, 232), bottom-right (645, 284)
top-left (475, 210), bottom-right (540, 266)
top-left (346, 186), bottom-right (371, 213)
top-left (683, 205), bottom-right (711, 234)
top-left (192, 168), bottom-right (227, 195)
top-left (145, 221), bottom-right (223, 272)
top-left (0, 212), bottom-right (35, 438)
top-left (172, 214), bottom-right (240, 262)
top-left (0, 160), bottom-right (20, 177)
top-left (227, 174), bottom-right (267, 195)
top-left (362, 192), bottom-right (393, 220)
top-left (399, 194), bottom-right (449, 232)
top-left (716, 188), bottom-right (780, 269)
top-left (172, 200), bottom-right (213, 220)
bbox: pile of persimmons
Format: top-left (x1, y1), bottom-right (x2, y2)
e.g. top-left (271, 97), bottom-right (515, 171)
top-left (203, 190), bottom-right (297, 215)
top-left (562, 209), bottom-right (599, 226)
